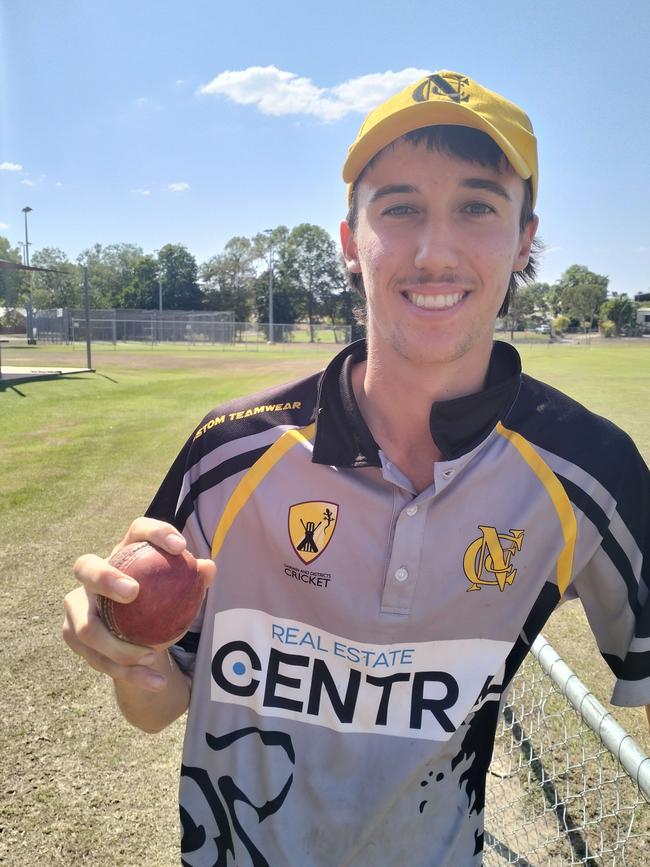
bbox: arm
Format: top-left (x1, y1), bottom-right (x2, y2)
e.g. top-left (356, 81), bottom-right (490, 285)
top-left (63, 518), bottom-right (215, 734)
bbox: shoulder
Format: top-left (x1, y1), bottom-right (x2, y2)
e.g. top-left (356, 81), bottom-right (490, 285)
top-left (145, 370), bottom-right (322, 527)
top-left (190, 370), bottom-right (321, 457)
top-left (503, 374), bottom-right (647, 511)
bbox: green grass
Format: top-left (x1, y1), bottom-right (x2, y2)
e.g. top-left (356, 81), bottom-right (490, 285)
top-left (1, 338), bottom-right (648, 866)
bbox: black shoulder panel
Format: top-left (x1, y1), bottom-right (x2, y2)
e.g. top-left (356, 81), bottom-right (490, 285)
top-left (145, 370), bottom-right (322, 530)
top-left (186, 370), bottom-right (321, 469)
top-left (504, 375), bottom-right (650, 551)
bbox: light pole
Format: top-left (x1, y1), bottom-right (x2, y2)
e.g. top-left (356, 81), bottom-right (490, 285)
top-left (21, 207), bottom-right (35, 343)
top-left (264, 229), bottom-right (274, 342)
top-left (22, 207), bottom-right (32, 266)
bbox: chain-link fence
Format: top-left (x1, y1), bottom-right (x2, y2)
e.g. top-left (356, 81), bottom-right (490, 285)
top-left (485, 636), bottom-right (649, 865)
top-left (33, 309), bottom-right (352, 347)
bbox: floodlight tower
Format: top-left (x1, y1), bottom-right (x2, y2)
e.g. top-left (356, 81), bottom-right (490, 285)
top-left (264, 228), bottom-right (274, 343)
top-left (22, 207), bottom-right (32, 266)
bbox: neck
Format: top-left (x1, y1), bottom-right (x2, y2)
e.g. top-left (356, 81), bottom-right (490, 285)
top-left (351, 338), bottom-right (493, 491)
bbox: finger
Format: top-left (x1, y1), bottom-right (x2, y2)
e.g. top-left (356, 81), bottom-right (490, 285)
top-left (67, 638), bottom-right (168, 692)
top-left (116, 517), bottom-right (186, 556)
top-left (73, 553), bottom-right (139, 603)
top-left (197, 558), bottom-right (216, 589)
top-left (63, 586), bottom-right (156, 664)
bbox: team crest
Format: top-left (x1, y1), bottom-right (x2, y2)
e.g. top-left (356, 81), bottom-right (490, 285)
top-left (288, 501), bottom-right (339, 565)
top-left (463, 526), bottom-right (525, 592)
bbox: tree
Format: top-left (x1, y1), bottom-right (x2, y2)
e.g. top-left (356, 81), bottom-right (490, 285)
top-left (505, 285), bottom-right (536, 339)
top-left (157, 244), bottom-right (201, 310)
top-left (201, 237), bottom-right (257, 322)
top-left (280, 224), bottom-right (346, 341)
top-left (599, 294), bottom-right (637, 335)
top-left (119, 254), bottom-right (160, 309)
top-left (78, 243), bottom-right (145, 308)
top-left (30, 248), bottom-right (80, 308)
top-left (0, 236), bottom-right (26, 322)
top-left (556, 265), bottom-right (608, 336)
top-left (253, 226), bottom-right (300, 337)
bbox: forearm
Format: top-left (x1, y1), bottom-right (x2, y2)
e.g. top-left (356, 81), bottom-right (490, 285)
top-left (114, 649), bottom-right (191, 733)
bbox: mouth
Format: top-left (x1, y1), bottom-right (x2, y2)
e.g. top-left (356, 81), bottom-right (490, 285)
top-left (402, 290), bottom-right (467, 310)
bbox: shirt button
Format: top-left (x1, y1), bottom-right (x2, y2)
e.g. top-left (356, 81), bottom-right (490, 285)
top-left (395, 567), bottom-right (409, 582)
top-left (442, 469), bottom-right (454, 479)
top-left (406, 505), bottom-right (418, 517)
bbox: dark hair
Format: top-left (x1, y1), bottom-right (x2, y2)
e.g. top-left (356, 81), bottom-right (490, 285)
top-left (345, 125), bottom-right (540, 319)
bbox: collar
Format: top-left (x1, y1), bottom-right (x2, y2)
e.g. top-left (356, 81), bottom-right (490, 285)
top-left (312, 339), bottom-right (521, 467)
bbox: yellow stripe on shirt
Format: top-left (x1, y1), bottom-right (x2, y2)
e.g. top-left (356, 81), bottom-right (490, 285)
top-left (211, 423), bottom-right (317, 560)
top-left (496, 422), bottom-right (577, 595)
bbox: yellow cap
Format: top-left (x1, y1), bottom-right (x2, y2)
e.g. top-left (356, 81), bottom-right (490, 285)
top-left (343, 70), bottom-right (538, 206)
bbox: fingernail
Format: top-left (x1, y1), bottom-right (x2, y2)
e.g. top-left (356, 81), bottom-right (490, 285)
top-left (147, 673), bottom-right (166, 689)
top-left (165, 533), bottom-right (184, 551)
top-left (115, 577), bottom-right (138, 599)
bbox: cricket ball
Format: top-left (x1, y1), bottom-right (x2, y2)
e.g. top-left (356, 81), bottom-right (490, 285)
top-left (97, 541), bottom-right (204, 647)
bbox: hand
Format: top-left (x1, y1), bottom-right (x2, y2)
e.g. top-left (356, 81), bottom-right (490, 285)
top-left (62, 518), bottom-right (215, 692)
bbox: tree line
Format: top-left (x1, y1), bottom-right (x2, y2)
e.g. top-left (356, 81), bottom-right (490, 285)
top-left (504, 264), bottom-right (644, 337)
top-left (0, 224), bottom-right (356, 334)
top-left (1, 230), bottom-right (646, 336)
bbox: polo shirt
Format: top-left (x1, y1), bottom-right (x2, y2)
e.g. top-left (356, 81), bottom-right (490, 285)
top-left (147, 339), bottom-right (650, 867)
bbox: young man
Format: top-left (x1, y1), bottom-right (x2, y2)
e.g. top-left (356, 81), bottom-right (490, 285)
top-left (64, 71), bottom-right (650, 866)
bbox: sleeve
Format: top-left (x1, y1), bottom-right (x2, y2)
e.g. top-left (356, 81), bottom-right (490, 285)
top-left (569, 440), bottom-right (650, 707)
top-left (145, 426), bottom-right (212, 678)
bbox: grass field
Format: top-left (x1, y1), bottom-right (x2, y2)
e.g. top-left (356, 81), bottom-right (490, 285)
top-left (1, 338), bottom-right (648, 866)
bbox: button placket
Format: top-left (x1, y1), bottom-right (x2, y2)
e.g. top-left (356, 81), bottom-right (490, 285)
top-left (380, 499), bottom-right (429, 613)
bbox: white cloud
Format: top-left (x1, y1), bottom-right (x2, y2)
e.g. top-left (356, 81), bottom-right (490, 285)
top-left (0, 161), bottom-right (22, 172)
top-left (0, 222), bottom-right (9, 230)
top-left (633, 245), bottom-right (648, 254)
top-left (21, 179), bottom-right (36, 186)
top-left (55, 181), bottom-right (64, 188)
top-left (167, 182), bottom-right (189, 192)
top-left (544, 246), bottom-right (563, 255)
top-left (197, 66), bottom-right (430, 122)
top-left (131, 188), bottom-right (152, 196)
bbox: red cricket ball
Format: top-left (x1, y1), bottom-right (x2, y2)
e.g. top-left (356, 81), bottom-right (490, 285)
top-left (97, 541), bottom-right (204, 647)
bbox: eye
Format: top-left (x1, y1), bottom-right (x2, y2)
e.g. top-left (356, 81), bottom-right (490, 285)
top-left (463, 202), bottom-right (496, 216)
top-left (382, 204), bottom-right (418, 218)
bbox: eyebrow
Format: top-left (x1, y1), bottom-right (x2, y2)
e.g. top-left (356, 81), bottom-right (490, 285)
top-left (368, 178), bottom-right (512, 204)
top-left (461, 178), bottom-right (512, 201)
top-left (368, 184), bottom-right (418, 204)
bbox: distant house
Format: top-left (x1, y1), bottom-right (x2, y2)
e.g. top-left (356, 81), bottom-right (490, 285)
top-left (637, 308), bottom-right (650, 333)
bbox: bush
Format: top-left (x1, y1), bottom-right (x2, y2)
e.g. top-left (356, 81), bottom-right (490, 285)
top-left (553, 314), bottom-right (571, 334)
top-left (599, 319), bottom-right (616, 338)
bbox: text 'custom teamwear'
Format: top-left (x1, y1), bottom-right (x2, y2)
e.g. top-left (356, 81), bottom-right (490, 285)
top-left (147, 340), bottom-right (650, 867)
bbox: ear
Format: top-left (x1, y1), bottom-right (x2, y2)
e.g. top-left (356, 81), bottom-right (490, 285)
top-left (513, 215), bottom-right (539, 271)
top-left (340, 221), bottom-right (361, 274)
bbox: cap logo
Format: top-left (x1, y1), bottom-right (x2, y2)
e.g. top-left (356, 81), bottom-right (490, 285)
top-left (412, 73), bottom-right (469, 105)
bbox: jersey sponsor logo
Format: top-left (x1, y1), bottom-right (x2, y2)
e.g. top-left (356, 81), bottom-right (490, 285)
top-left (412, 72), bottom-right (470, 105)
top-left (210, 609), bottom-right (510, 741)
top-left (288, 501), bottom-right (338, 565)
top-left (463, 526), bottom-right (525, 592)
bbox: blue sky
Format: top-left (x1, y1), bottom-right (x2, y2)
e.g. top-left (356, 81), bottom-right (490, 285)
top-left (2, 0), bottom-right (649, 294)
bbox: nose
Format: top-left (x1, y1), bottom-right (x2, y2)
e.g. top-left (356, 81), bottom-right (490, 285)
top-left (413, 215), bottom-right (460, 274)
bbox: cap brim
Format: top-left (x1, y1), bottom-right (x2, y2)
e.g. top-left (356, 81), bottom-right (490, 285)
top-left (343, 100), bottom-right (532, 187)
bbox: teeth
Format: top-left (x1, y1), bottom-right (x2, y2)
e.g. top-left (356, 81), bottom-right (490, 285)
top-left (406, 292), bottom-right (464, 309)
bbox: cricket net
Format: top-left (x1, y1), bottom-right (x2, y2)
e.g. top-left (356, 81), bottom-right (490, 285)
top-left (484, 636), bottom-right (650, 865)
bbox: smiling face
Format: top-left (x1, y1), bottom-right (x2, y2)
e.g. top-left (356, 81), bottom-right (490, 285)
top-left (341, 139), bottom-right (538, 373)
